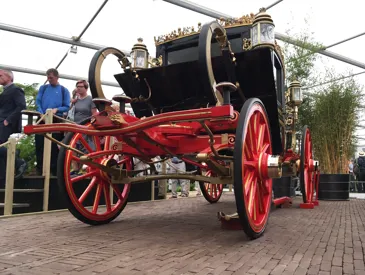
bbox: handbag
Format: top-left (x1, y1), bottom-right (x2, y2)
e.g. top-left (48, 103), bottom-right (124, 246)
top-left (67, 104), bottom-right (76, 121)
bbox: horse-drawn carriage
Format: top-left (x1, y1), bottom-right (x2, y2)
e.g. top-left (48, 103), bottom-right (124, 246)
top-left (24, 8), bottom-right (319, 239)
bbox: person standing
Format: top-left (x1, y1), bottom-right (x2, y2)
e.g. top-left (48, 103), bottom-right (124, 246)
top-left (0, 69), bottom-right (27, 182)
top-left (35, 68), bottom-right (70, 176)
top-left (169, 157), bottom-right (189, 198)
top-left (72, 80), bottom-right (97, 123)
top-left (0, 69), bottom-right (26, 143)
top-left (69, 80), bottom-right (97, 175)
top-left (348, 159), bottom-right (355, 192)
top-left (356, 152), bottom-right (365, 193)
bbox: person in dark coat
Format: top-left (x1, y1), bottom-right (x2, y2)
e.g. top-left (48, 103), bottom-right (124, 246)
top-left (356, 151), bottom-right (365, 193)
top-left (0, 69), bottom-right (27, 183)
top-left (0, 69), bottom-right (26, 143)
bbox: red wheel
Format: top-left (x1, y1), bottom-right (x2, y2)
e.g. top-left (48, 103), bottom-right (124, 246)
top-left (199, 170), bottom-right (223, 203)
top-left (234, 98), bottom-right (273, 239)
top-left (300, 126), bottom-right (315, 203)
top-left (57, 125), bottom-right (131, 225)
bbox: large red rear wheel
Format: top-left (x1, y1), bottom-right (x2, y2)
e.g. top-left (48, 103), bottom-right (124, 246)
top-left (57, 126), bottom-right (131, 225)
top-left (234, 98), bottom-right (273, 239)
top-left (300, 126), bottom-right (315, 203)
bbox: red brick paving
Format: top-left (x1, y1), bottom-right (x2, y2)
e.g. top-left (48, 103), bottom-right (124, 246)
top-left (0, 194), bottom-right (364, 274)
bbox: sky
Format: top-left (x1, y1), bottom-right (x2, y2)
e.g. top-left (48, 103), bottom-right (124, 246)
top-left (1, 0), bottom-right (365, 144)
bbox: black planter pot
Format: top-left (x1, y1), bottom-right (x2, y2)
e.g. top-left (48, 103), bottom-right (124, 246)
top-left (318, 174), bottom-right (349, 201)
top-left (273, 177), bottom-right (295, 198)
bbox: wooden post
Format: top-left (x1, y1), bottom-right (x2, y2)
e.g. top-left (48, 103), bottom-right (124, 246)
top-left (42, 109), bottom-right (53, 212)
top-left (151, 180), bottom-right (155, 201)
top-left (4, 138), bottom-right (16, 215)
top-left (160, 161), bottom-right (167, 199)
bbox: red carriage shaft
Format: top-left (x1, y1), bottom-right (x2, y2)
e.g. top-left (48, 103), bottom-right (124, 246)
top-left (23, 105), bottom-right (234, 136)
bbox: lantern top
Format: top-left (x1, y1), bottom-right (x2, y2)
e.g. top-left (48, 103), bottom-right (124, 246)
top-left (253, 7), bottom-right (274, 26)
top-left (289, 80), bottom-right (301, 88)
top-left (131, 38), bottom-right (148, 53)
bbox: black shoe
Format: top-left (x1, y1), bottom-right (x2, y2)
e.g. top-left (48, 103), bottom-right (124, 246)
top-left (15, 161), bottom-right (27, 180)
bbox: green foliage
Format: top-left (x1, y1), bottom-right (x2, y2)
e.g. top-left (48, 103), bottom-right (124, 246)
top-left (16, 83), bottom-right (38, 110)
top-left (16, 135), bottom-right (36, 172)
top-left (299, 73), bottom-right (362, 173)
top-left (283, 20), bottom-right (363, 173)
top-left (282, 22), bottom-right (323, 87)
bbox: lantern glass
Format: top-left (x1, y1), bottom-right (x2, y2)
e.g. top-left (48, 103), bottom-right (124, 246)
top-left (251, 24), bottom-right (259, 47)
top-left (291, 87), bottom-right (302, 105)
top-left (131, 49), bottom-right (148, 69)
top-left (260, 23), bottom-right (275, 44)
top-left (136, 50), bottom-right (147, 68)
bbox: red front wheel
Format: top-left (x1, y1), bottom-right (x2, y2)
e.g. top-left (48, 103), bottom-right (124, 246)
top-left (57, 126), bottom-right (131, 225)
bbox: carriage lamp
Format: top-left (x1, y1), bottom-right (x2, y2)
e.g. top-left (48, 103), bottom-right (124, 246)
top-left (251, 8), bottom-right (275, 48)
top-left (289, 80), bottom-right (303, 106)
top-left (289, 80), bottom-right (302, 120)
top-left (131, 38), bottom-right (149, 70)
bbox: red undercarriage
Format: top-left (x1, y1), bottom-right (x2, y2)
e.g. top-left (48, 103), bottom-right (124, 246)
top-left (24, 104), bottom-right (319, 231)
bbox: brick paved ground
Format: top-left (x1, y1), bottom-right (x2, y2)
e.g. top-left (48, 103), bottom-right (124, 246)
top-left (0, 194), bottom-right (365, 275)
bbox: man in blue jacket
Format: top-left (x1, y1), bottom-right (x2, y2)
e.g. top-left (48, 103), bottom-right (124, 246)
top-left (35, 68), bottom-right (70, 176)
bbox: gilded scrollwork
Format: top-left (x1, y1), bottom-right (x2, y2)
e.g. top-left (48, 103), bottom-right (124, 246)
top-left (242, 38), bottom-right (252, 51)
top-left (218, 13), bottom-right (255, 28)
top-left (109, 113), bottom-right (127, 125)
top-left (154, 13), bottom-right (255, 45)
top-left (274, 40), bottom-right (285, 65)
top-left (154, 23), bottom-right (202, 45)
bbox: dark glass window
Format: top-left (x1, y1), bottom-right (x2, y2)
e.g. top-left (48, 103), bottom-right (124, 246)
top-left (273, 52), bottom-right (284, 106)
top-left (166, 37), bottom-right (243, 65)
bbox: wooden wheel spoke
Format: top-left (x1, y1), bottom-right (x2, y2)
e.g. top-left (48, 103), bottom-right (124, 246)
top-left (213, 184), bottom-right (217, 198)
top-left (118, 157), bottom-right (129, 165)
top-left (244, 160), bottom-right (256, 169)
top-left (257, 124), bottom-right (265, 152)
top-left (103, 183), bottom-right (112, 212)
top-left (244, 171), bottom-right (254, 197)
top-left (248, 179), bottom-right (257, 218)
top-left (79, 135), bottom-right (94, 153)
top-left (260, 179), bottom-right (269, 195)
top-left (71, 155), bottom-right (81, 162)
top-left (248, 120), bottom-right (256, 154)
top-left (92, 183), bottom-right (103, 214)
top-left (208, 184), bottom-right (213, 196)
top-left (79, 177), bottom-right (97, 204)
top-left (104, 136), bottom-right (112, 150)
top-left (261, 143), bottom-right (270, 154)
top-left (93, 136), bottom-right (102, 152)
top-left (244, 144), bottom-right (253, 160)
top-left (71, 171), bottom-right (98, 183)
top-left (112, 184), bottom-right (124, 201)
top-left (257, 181), bottom-right (266, 214)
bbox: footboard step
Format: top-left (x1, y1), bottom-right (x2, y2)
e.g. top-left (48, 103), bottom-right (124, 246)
top-left (217, 211), bottom-right (242, 230)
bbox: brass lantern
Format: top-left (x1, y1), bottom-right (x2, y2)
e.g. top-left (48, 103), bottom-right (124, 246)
top-left (251, 8), bottom-right (275, 48)
top-left (289, 80), bottom-right (303, 106)
top-left (131, 38), bottom-right (149, 70)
